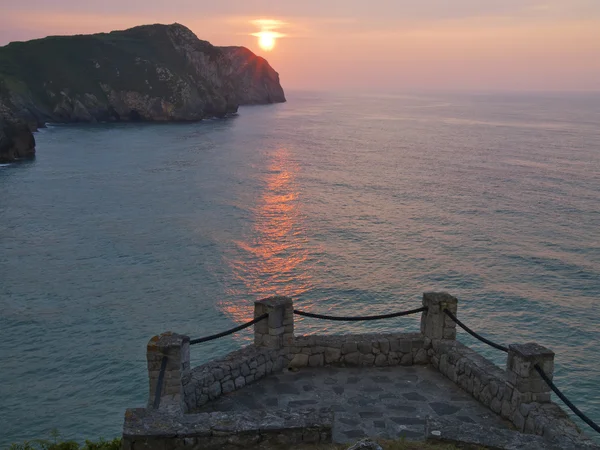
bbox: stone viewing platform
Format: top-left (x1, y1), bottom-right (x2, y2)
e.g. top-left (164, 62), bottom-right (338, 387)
top-left (122, 293), bottom-right (599, 449)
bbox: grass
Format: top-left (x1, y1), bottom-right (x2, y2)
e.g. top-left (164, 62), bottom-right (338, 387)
top-left (267, 438), bottom-right (488, 450)
top-left (8, 433), bottom-right (488, 450)
top-left (8, 431), bottom-right (120, 450)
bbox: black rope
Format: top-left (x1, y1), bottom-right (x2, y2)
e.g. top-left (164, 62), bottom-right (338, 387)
top-left (534, 364), bottom-right (600, 435)
top-left (189, 313), bottom-right (269, 345)
top-left (443, 309), bottom-right (509, 353)
top-left (293, 306), bottom-right (427, 321)
top-left (153, 355), bottom-right (168, 409)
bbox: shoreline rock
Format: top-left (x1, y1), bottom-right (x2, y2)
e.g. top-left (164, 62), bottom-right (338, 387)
top-left (0, 117), bottom-right (35, 163)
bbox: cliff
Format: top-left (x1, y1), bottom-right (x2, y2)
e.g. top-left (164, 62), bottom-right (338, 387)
top-left (0, 23), bottom-right (285, 128)
top-left (0, 92), bottom-right (35, 163)
top-left (0, 116), bottom-right (35, 163)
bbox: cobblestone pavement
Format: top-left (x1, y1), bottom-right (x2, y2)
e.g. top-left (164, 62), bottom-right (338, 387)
top-left (197, 364), bottom-right (512, 443)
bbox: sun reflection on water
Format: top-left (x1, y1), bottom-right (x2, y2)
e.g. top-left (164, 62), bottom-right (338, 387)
top-left (221, 148), bottom-right (313, 320)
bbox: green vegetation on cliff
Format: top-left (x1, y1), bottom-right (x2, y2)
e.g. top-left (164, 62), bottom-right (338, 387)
top-left (0, 23), bottom-right (285, 126)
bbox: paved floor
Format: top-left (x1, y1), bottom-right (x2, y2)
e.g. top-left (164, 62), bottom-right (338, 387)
top-left (197, 365), bottom-right (512, 443)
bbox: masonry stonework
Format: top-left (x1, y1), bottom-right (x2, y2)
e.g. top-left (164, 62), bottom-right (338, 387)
top-left (146, 332), bottom-right (190, 412)
top-left (125, 292), bottom-right (594, 449)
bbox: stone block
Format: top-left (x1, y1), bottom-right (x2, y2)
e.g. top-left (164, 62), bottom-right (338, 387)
top-left (309, 354), bottom-right (324, 367)
top-left (512, 410), bottom-right (526, 431)
top-left (240, 363), bottom-right (250, 377)
top-left (324, 347), bottom-right (341, 363)
top-left (389, 339), bottom-right (401, 352)
top-left (524, 415), bottom-right (536, 434)
top-left (344, 352), bottom-right (360, 365)
top-left (358, 342), bottom-right (372, 354)
top-left (256, 364), bottom-right (266, 379)
top-left (531, 392), bottom-right (551, 403)
top-left (269, 326), bottom-right (285, 336)
top-left (342, 342), bottom-right (358, 354)
top-left (222, 380), bottom-right (235, 394)
top-left (374, 354), bottom-right (388, 366)
top-left (519, 402), bottom-right (536, 418)
top-left (289, 354), bottom-right (309, 368)
top-left (501, 399), bottom-right (511, 419)
top-left (414, 348), bottom-right (428, 364)
top-left (480, 386), bottom-right (492, 406)
top-left (424, 337), bottom-right (432, 349)
top-left (400, 353), bottom-right (413, 366)
top-left (447, 365), bottom-right (457, 383)
top-left (490, 397), bottom-right (502, 414)
top-left (439, 354), bottom-right (448, 374)
top-left (399, 340), bottom-right (412, 353)
top-left (234, 376), bottom-right (245, 389)
top-left (378, 340), bottom-right (390, 354)
top-left (208, 381), bottom-right (221, 399)
top-left (360, 353), bottom-right (375, 365)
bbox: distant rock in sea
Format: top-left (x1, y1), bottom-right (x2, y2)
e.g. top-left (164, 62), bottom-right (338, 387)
top-left (0, 23), bottom-right (285, 139)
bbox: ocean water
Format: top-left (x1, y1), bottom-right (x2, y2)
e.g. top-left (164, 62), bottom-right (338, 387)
top-left (1, 91), bottom-right (599, 446)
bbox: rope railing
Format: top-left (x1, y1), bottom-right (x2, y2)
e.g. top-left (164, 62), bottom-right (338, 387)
top-left (293, 306), bottom-right (427, 321)
top-left (443, 308), bottom-right (509, 353)
top-left (443, 308), bottom-right (600, 436)
top-left (156, 300), bottom-right (600, 435)
top-left (534, 364), bottom-right (600, 435)
top-left (189, 313), bottom-right (269, 345)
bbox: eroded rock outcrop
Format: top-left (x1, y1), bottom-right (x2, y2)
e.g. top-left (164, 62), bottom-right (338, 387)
top-left (0, 95), bottom-right (35, 163)
top-left (0, 119), bottom-right (35, 163)
top-left (0, 23), bottom-right (285, 128)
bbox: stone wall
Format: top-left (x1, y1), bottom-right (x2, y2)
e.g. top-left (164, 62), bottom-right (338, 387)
top-left (123, 407), bottom-right (332, 450)
top-left (288, 333), bottom-right (428, 368)
top-left (182, 333), bottom-right (429, 412)
top-left (183, 345), bottom-right (289, 412)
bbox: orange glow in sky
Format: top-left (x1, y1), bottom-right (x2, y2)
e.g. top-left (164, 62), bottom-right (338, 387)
top-left (1, 1), bottom-right (599, 91)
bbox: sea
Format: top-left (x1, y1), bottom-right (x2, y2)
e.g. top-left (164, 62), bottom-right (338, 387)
top-left (1, 91), bottom-right (599, 446)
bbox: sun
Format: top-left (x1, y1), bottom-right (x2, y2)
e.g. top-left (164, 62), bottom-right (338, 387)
top-left (251, 20), bottom-right (286, 52)
top-left (258, 32), bottom-right (276, 51)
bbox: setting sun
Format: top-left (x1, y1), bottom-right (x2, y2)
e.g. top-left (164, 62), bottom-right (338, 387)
top-left (251, 19), bottom-right (286, 52)
top-left (258, 32), bottom-right (276, 51)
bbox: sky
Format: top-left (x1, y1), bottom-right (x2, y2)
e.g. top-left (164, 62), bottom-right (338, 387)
top-left (1, 0), bottom-right (599, 92)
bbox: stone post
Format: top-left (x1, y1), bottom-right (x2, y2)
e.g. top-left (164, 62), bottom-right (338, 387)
top-left (147, 332), bottom-right (190, 412)
top-left (421, 292), bottom-right (458, 340)
top-left (507, 343), bottom-right (554, 404)
top-left (254, 296), bottom-right (294, 349)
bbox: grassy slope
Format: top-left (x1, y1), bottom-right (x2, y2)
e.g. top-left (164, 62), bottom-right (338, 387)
top-left (0, 24), bottom-right (222, 112)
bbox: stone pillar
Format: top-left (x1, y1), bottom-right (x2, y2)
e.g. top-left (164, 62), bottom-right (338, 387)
top-left (421, 292), bottom-right (458, 340)
top-left (507, 343), bottom-right (554, 404)
top-left (147, 332), bottom-right (190, 412)
top-left (254, 296), bottom-right (294, 349)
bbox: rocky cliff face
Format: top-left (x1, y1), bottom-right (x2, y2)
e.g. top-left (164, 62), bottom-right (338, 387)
top-left (0, 95), bottom-right (35, 163)
top-left (220, 47), bottom-right (286, 105)
top-left (0, 23), bottom-right (285, 128)
top-left (0, 118), bottom-right (35, 163)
